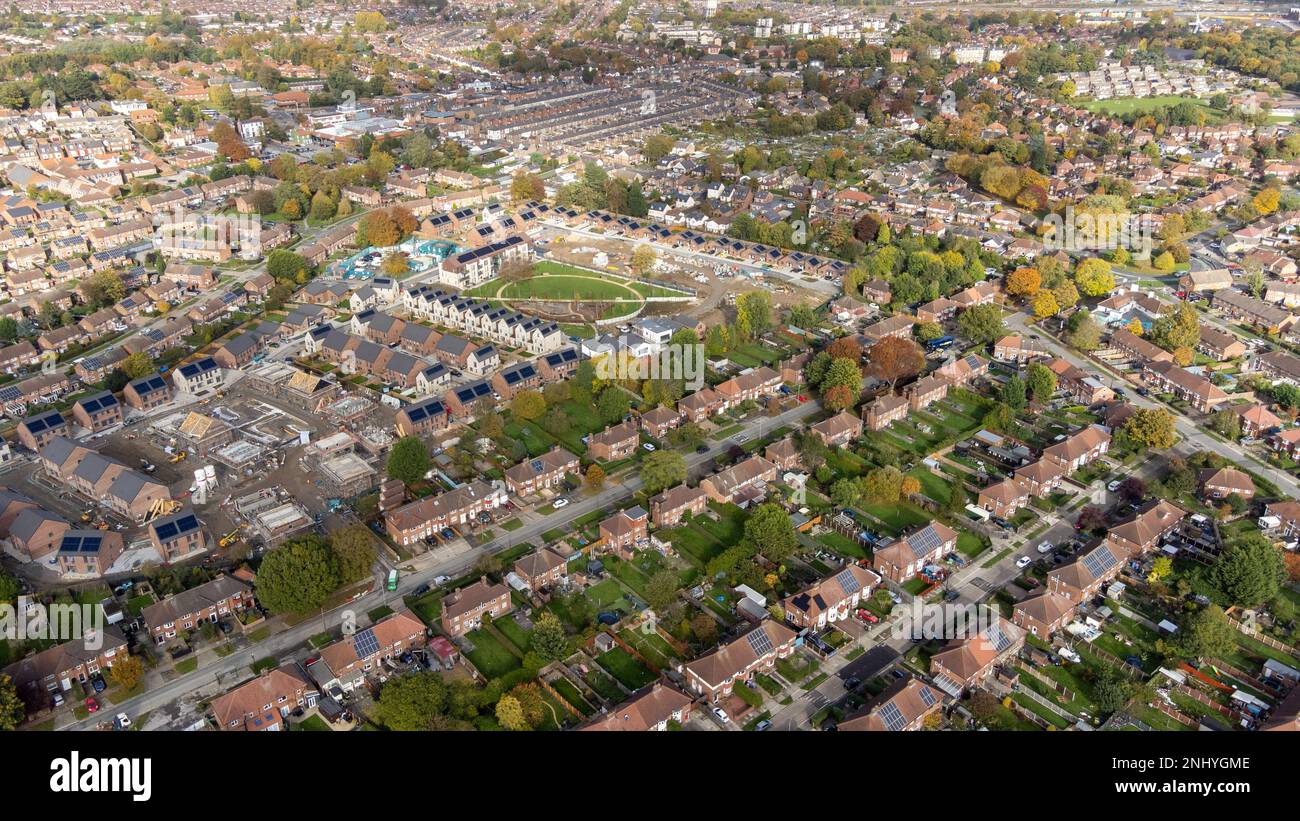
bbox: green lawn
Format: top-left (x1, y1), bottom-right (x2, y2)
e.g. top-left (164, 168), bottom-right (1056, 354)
top-left (860, 501), bottom-right (931, 535)
top-left (596, 647), bottom-right (657, 690)
top-left (494, 617), bottom-right (532, 654)
top-left (549, 676), bottom-right (596, 716)
top-left (956, 532), bottom-right (989, 559)
top-left (465, 629), bottom-right (522, 679)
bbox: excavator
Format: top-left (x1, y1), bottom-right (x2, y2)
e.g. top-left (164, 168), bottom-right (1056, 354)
top-left (169, 450), bottom-right (188, 463)
top-left (218, 528), bottom-right (242, 548)
top-left (143, 498), bottom-right (183, 524)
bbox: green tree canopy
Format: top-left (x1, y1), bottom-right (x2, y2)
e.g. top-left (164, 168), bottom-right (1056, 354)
top-left (254, 535), bottom-right (341, 615)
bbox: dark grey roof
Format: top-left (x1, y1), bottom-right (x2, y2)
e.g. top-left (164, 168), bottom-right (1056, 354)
top-left (39, 436), bottom-right (80, 469)
top-left (10, 507), bottom-right (68, 542)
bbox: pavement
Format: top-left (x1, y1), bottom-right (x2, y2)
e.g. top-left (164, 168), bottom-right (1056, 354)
top-left (62, 398), bottom-right (824, 731)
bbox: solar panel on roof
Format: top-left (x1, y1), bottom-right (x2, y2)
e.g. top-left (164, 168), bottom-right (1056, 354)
top-left (878, 701), bottom-right (907, 731)
top-left (745, 628), bottom-right (774, 657)
top-left (908, 525), bottom-right (943, 561)
top-left (1081, 551), bottom-right (1102, 578)
top-left (985, 622), bottom-right (1013, 654)
top-left (918, 685), bottom-right (937, 707)
top-left (353, 628), bottom-right (379, 658)
top-left (833, 568), bottom-right (859, 598)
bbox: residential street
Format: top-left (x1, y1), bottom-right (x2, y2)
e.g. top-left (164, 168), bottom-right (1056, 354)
top-left (1004, 312), bottom-right (1300, 498)
top-left (63, 399), bottom-right (824, 731)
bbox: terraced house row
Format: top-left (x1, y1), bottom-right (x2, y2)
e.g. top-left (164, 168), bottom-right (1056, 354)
top-left (402, 287), bottom-right (565, 355)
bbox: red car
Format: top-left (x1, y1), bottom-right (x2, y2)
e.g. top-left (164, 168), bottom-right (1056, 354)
top-left (85, 696), bottom-right (99, 713)
top-left (797, 395), bottom-right (808, 403)
top-left (856, 609), bottom-right (879, 624)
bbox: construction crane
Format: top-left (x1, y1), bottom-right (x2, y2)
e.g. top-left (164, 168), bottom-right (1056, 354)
top-left (219, 529), bottom-right (241, 548)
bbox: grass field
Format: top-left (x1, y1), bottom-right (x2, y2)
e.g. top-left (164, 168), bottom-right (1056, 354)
top-left (499, 274), bottom-right (641, 301)
top-left (1080, 95), bottom-right (1224, 123)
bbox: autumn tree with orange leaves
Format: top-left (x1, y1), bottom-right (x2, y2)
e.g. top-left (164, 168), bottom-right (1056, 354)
top-left (866, 336), bottom-right (924, 389)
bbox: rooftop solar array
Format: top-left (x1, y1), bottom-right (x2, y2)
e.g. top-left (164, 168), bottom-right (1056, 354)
top-left (545, 348), bottom-right (579, 366)
top-left (353, 627), bottom-right (379, 659)
top-left (452, 235), bottom-right (523, 265)
top-left (832, 568), bottom-right (859, 598)
top-left (878, 701), bottom-right (907, 731)
top-left (906, 525), bottom-right (943, 561)
top-left (918, 685), bottom-right (938, 708)
top-left (404, 398), bottom-right (447, 423)
top-left (59, 533), bottom-right (104, 554)
top-left (153, 512), bottom-right (199, 542)
top-left (179, 357), bottom-right (217, 378)
top-left (22, 410), bottom-right (65, 434)
top-left (78, 392), bottom-right (119, 413)
top-left (985, 621), bottom-right (1014, 654)
top-left (745, 628), bottom-right (775, 657)
top-left (131, 374), bottom-right (169, 394)
top-left (1081, 545), bottom-right (1118, 579)
top-left (501, 363), bottom-right (537, 385)
top-left (455, 381), bottom-right (492, 403)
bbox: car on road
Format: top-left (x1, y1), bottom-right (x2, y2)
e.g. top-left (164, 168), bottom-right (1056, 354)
top-left (1107, 480), bottom-right (1122, 492)
top-left (695, 444), bottom-right (709, 453)
top-left (712, 706), bottom-right (730, 724)
top-left (1037, 541), bottom-right (1054, 554)
top-left (412, 583), bottom-right (430, 597)
top-left (642, 443), bottom-right (656, 452)
top-left (553, 498), bottom-right (569, 509)
top-left (1016, 556), bottom-right (1032, 569)
top-left (844, 677), bottom-right (862, 690)
top-left (734, 434), bottom-right (750, 443)
top-left (433, 575), bottom-right (451, 586)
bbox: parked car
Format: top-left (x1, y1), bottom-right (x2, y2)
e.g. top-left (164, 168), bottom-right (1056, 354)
top-left (85, 696), bottom-right (98, 713)
top-left (114, 713), bottom-right (131, 730)
top-left (1016, 556), bottom-right (1032, 569)
top-left (1037, 541), bottom-right (1054, 554)
top-left (712, 706), bottom-right (730, 724)
top-left (642, 442), bottom-right (656, 452)
top-left (1107, 480), bottom-right (1121, 492)
top-left (755, 719), bottom-right (772, 731)
top-left (553, 498), bottom-right (569, 509)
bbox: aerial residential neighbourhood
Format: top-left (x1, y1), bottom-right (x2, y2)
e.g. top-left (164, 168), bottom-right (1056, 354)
top-left (0, 1), bottom-right (1299, 767)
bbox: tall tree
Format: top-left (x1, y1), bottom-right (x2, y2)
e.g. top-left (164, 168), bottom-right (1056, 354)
top-left (865, 336), bottom-right (924, 389)
top-left (386, 436), bottom-right (431, 484)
